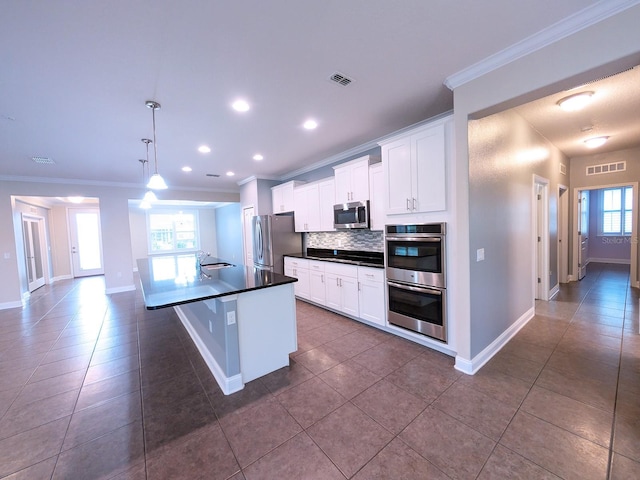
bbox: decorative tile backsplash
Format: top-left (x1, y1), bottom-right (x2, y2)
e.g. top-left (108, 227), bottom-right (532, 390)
top-left (306, 230), bottom-right (384, 252)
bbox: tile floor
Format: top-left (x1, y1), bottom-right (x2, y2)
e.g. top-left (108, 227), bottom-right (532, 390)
top-left (0, 262), bottom-right (638, 479)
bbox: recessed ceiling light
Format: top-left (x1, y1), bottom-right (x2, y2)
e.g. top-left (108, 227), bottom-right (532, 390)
top-left (232, 99), bottom-right (250, 112)
top-left (557, 92), bottom-right (594, 112)
top-left (584, 136), bottom-right (609, 148)
top-left (253, 154), bottom-right (264, 161)
top-left (182, 166), bottom-right (192, 172)
top-left (198, 145), bottom-right (211, 153)
top-left (303, 119), bottom-right (318, 130)
top-left (226, 171), bottom-right (235, 176)
top-left (67, 196), bottom-right (84, 204)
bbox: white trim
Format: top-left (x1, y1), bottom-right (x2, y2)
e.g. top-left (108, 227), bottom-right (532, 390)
top-left (454, 306), bottom-right (535, 375)
top-left (22, 291), bottom-right (31, 304)
top-left (549, 283), bottom-right (560, 299)
top-left (588, 257), bottom-right (631, 265)
top-left (0, 300), bottom-right (23, 310)
top-left (51, 274), bottom-right (73, 283)
top-left (105, 284), bottom-right (136, 294)
top-left (444, 0), bottom-right (640, 90)
top-left (174, 306), bottom-right (244, 395)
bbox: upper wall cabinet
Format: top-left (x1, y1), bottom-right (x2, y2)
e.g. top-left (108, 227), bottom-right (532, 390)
top-left (368, 163), bottom-right (385, 231)
top-left (272, 181), bottom-right (305, 214)
top-left (293, 178), bottom-right (335, 232)
top-left (380, 118), bottom-right (448, 215)
top-left (333, 155), bottom-right (377, 203)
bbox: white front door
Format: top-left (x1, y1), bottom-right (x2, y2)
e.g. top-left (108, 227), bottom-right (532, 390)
top-left (68, 208), bottom-right (104, 277)
top-left (242, 206), bottom-right (255, 267)
top-left (22, 215), bottom-right (46, 292)
top-left (578, 190), bottom-right (589, 280)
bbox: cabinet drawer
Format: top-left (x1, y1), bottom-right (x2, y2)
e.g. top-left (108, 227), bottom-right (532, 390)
top-left (285, 257), bottom-right (309, 270)
top-left (309, 260), bottom-right (326, 272)
top-left (358, 266), bottom-right (384, 283)
top-left (324, 262), bottom-right (357, 278)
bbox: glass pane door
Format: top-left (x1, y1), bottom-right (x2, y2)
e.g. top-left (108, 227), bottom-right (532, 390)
top-left (69, 208), bottom-right (104, 277)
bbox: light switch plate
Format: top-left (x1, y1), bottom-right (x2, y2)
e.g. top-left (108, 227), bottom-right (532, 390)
top-left (476, 248), bottom-right (485, 262)
top-left (226, 311), bottom-right (236, 325)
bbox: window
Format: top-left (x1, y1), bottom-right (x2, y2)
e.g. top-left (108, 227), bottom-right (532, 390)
top-left (147, 210), bottom-right (199, 253)
top-left (601, 187), bottom-right (632, 236)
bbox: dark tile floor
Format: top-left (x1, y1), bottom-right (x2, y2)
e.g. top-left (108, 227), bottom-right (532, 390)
top-left (0, 262), bottom-right (638, 479)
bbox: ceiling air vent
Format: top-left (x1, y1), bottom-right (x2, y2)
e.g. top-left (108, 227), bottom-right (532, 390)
top-left (31, 156), bottom-right (55, 164)
top-left (329, 72), bottom-right (353, 86)
top-left (206, 173), bottom-right (220, 178)
top-left (586, 161), bottom-right (626, 176)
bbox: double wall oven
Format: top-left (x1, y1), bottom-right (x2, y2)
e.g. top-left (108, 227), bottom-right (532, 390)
top-left (385, 223), bottom-right (447, 342)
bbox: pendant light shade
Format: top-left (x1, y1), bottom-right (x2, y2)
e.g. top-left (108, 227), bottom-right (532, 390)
top-left (138, 157), bottom-right (154, 209)
top-left (145, 100), bottom-right (168, 190)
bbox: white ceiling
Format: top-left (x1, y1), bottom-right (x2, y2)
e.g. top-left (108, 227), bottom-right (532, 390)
top-left (3, 0), bottom-right (633, 194)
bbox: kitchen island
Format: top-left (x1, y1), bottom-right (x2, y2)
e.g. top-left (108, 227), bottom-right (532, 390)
top-left (137, 254), bottom-right (298, 394)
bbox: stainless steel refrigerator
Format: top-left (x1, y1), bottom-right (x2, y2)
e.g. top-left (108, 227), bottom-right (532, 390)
top-left (252, 215), bottom-right (301, 274)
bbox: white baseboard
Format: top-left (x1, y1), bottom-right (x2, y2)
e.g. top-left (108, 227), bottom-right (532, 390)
top-left (105, 284), bottom-right (136, 294)
top-left (587, 258), bottom-right (631, 265)
top-left (51, 274), bottom-right (73, 283)
top-left (549, 283), bottom-right (560, 299)
top-left (0, 299), bottom-right (23, 310)
top-left (174, 306), bottom-right (244, 395)
top-left (566, 274), bottom-right (575, 282)
top-left (454, 306), bottom-right (535, 375)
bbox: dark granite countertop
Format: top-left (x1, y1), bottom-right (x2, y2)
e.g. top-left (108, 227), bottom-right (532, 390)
top-left (137, 254), bottom-right (297, 310)
top-left (285, 248), bottom-right (384, 268)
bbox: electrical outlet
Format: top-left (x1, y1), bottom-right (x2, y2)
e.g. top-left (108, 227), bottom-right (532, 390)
top-left (226, 311), bottom-right (236, 325)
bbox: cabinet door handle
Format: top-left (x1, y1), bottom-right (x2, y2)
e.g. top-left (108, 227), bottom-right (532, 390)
top-left (357, 281), bottom-right (360, 291)
top-left (321, 274), bottom-right (324, 283)
top-left (406, 198), bottom-right (411, 210)
top-left (412, 197), bottom-right (417, 210)
top-left (336, 278), bottom-right (340, 287)
top-left (339, 278), bottom-right (343, 287)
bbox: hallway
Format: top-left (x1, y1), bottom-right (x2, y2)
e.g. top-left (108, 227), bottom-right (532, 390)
top-left (0, 263), bottom-right (638, 479)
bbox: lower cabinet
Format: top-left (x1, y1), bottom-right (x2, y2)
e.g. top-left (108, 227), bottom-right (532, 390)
top-left (325, 263), bottom-right (359, 317)
top-left (284, 258), bottom-right (310, 300)
top-left (285, 256), bottom-right (386, 328)
top-left (357, 267), bottom-right (385, 326)
top-left (308, 261), bottom-right (326, 305)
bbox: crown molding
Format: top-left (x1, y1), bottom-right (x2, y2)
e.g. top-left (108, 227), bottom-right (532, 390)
top-left (444, 0), bottom-right (640, 90)
top-left (0, 175), bottom-right (238, 194)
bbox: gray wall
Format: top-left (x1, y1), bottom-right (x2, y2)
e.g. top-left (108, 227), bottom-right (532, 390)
top-left (451, 5), bottom-right (640, 363)
top-left (215, 203), bottom-right (243, 265)
top-left (468, 110), bottom-right (567, 357)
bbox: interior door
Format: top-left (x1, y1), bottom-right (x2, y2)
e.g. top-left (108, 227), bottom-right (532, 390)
top-left (68, 208), bottom-right (104, 277)
top-left (22, 216), bottom-right (46, 292)
top-left (578, 190), bottom-right (589, 280)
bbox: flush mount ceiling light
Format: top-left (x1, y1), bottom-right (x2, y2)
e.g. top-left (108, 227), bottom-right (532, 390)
top-left (253, 154), bottom-right (264, 161)
top-left (232, 99), bottom-right (250, 112)
top-left (226, 171), bottom-right (235, 176)
top-left (182, 166), bottom-right (192, 172)
top-left (198, 145), bottom-right (211, 153)
top-left (303, 119), bottom-right (318, 130)
top-left (584, 136), bottom-right (609, 148)
top-left (557, 91), bottom-right (594, 111)
top-left (145, 100), bottom-right (168, 190)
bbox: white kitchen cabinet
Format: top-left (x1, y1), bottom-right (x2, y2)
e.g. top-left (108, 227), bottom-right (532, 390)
top-left (325, 263), bottom-right (359, 317)
top-left (380, 119), bottom-right (447, 215)
top-left (368, 163), bottom-right (385, 231)
top-left (318, 178), bottom-right (336, 231)
top-left (308, 260), bottom-right (326, 305)
top-left (272, 181), bottom-right (305, 214)
top-left (357, 266), bottom-right (385, 326)
top-left (333, 155), bottom-right (376, 203)
top-left (294, 178), bottom-right (335, 232)
top-left (284, 257), bottom-right (310, 299)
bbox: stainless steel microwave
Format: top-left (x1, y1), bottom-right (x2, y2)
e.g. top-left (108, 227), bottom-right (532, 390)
top-left (333, 200), bottom-right (369, 229)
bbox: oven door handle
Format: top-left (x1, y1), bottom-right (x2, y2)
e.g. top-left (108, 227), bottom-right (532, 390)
top-left (385, 236), bottom-right (442, 242)
top-left (387, 280), bottom-right (443, 296)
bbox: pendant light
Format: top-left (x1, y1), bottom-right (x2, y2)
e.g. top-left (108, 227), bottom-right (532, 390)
top-left (141, 139), bottom-right (158, 205)
top-left (138, 158), bottom-right (152, 209)
top-left (145, 100), bottom-right (168, 190)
